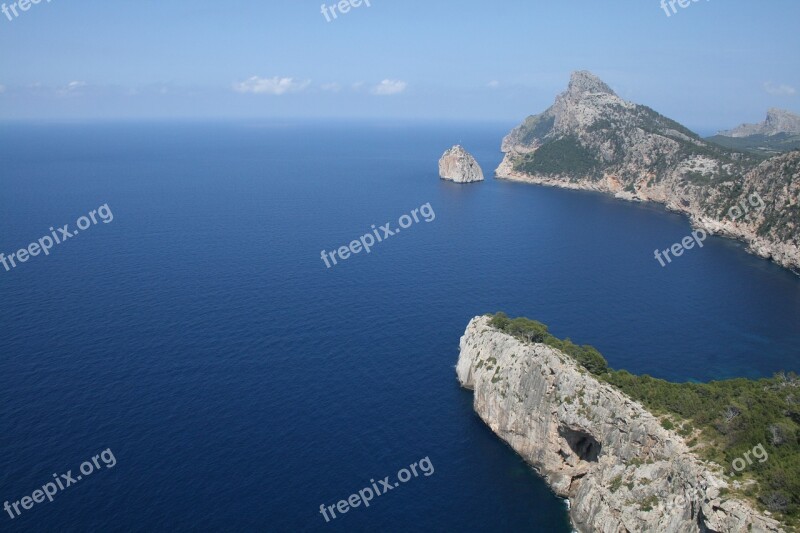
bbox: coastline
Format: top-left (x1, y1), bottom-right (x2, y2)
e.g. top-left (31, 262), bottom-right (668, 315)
top-left (456, 315), bottom-right (788, 532)
top-left (495, 154), bottom-right (800, 275)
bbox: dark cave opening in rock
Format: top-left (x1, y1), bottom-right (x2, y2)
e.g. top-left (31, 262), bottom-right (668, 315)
top-left (560, 426), bottom-right (602, 462)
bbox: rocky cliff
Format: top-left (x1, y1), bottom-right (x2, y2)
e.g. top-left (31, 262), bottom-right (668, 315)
top-left (720, 109), bottom-right (800, 138)
top-left (496, 71), bottom-right (800, 272)
top-left (439, 145), bottom-right (485, 183)
top-left (456, 316), bottom-right (785, 533)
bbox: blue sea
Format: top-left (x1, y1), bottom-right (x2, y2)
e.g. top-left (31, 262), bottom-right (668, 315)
top-left (1, 121), bottom-right (799, 532)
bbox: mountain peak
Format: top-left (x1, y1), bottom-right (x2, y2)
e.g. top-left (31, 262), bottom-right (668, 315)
top-left (567, 71), bottom-right (616, 98)
top-left (766, 108), bottom-right (799, 123)
top-left (719, 108), bottom-right (800, 137)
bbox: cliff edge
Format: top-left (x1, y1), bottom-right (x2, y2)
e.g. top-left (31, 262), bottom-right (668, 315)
top-left (456, 315), bottom-right (784, 533)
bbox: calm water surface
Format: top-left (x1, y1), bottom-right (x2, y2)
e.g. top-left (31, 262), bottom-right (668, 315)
top-left (1, 121), bottom-right (798, 531)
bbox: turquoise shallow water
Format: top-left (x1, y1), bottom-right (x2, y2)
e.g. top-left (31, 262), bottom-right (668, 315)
top-left (0, 121), bottom-right (798, 531)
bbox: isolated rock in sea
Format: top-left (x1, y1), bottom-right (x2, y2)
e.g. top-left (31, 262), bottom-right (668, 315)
top-left (439, 145), bottom-right (484, 183)
top-left (456, 316), bottom-right (784, 533)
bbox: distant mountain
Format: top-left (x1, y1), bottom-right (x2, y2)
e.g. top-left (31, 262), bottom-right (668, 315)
top-left (705, 132), bottom-right (800, 157)
top-left (718, 108), bottom-right (800, 138)
top-left (707, 109), bottom-right (800, 155)
top-left (496, 71), bottom-right (800, 272)
top-left (706, 109), bottom-right (800, 157)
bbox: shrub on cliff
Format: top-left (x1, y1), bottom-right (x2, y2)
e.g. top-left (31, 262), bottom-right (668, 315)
top-left (487, 312), bottom-right (609, 375)
top-left (547, 338), bottom-right (609, 375)
top-left (485, 312), bottom-right (800, 523)
top-left (605, 371), bottom-right (800, 521)
top-left (512, 135), bottom-right (599, 177)
top-left (488, 312), bottom-right (511, 330)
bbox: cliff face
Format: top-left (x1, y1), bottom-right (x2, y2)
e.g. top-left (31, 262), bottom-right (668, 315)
top-left (719, 109), bottom-right (800, 138)
top-left (439, 145), bottom-right (485, 183)
top-left (456, 316), bottom-right (784, 533)
top-left (496, 71), bottom-right (800, 272)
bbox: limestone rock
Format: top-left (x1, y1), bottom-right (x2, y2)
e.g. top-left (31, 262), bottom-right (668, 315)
top-left (719, 109), bottom-right (800, 138)
top-left (456, 316), bottom-right (785, 533)
top-left (496, 71), bottom-right (800, 272)
top-left (439, 145), bottom-right (484, 183)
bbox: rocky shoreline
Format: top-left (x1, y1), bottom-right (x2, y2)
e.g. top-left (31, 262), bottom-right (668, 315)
top-left (456, 315), bottom-right (785, 532)
top-left (495, 71), bottom-right (800, 274)
top-left (495, 154), bottom-right (800, 274)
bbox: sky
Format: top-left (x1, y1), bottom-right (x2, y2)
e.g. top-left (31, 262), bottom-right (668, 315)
top-left (0, 0), bottom-right (798, 132)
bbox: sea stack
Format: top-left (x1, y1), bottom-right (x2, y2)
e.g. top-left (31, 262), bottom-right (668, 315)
top-left (438, 145), bottom-right (484, 183)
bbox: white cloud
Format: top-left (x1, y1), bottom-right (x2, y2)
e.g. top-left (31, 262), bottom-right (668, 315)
top-left (371, 79), bottom-right (408, 96)
top-left (233, 76), bottom-right (310, 95)
top-left (487, 80), bottom-right (500, 88)
top-left (763, 82), bottom-right (796, 96)
top-left (56, 80), bottom-right (88, 96)
top-left (321, 82), bottom-right (342, 92)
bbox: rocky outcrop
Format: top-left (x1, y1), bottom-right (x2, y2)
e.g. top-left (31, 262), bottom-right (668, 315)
top-left (457, 316), bottom-right (785, 533)
top-left (496, 71), bottom-right (800, 273)
top-left (439, 145), bottom-right (485, 183)
top-left (720, 109), bottom-right (800, 138)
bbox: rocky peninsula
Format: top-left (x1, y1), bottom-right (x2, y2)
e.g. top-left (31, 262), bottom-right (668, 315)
top-left (496, 71), bottom-right (800, 273)
top-left (456, 315), bottom-right (789, 532)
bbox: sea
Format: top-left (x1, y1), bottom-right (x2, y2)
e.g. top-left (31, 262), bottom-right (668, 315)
top-left (1, 121), bottom-right (798, 531)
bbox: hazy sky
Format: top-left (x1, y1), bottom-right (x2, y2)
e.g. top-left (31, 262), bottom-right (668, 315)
top-left (0, 0), bottom-right (798, 132)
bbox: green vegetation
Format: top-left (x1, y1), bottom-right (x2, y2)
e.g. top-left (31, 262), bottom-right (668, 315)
top-left (635, 104), bottom-right (701, 141)
top-left (587, 118), bottom-right (615, 133)
top-left (489, 313), bottom-right (609, 374)
top-left (706, 133), bottom-right (800, 156)
top-left (605, 370), bottom-right (800, 520)
top-left (518, 114), bottom-right (556, 145)
top-left (512, 135), bottom-right (599, 177)
top-left (486, 312), bottom-right (800, 522)
top-left (640, 495), bottom-right (659, 512)
top-left (683, 170), bottom-right (712, 185)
